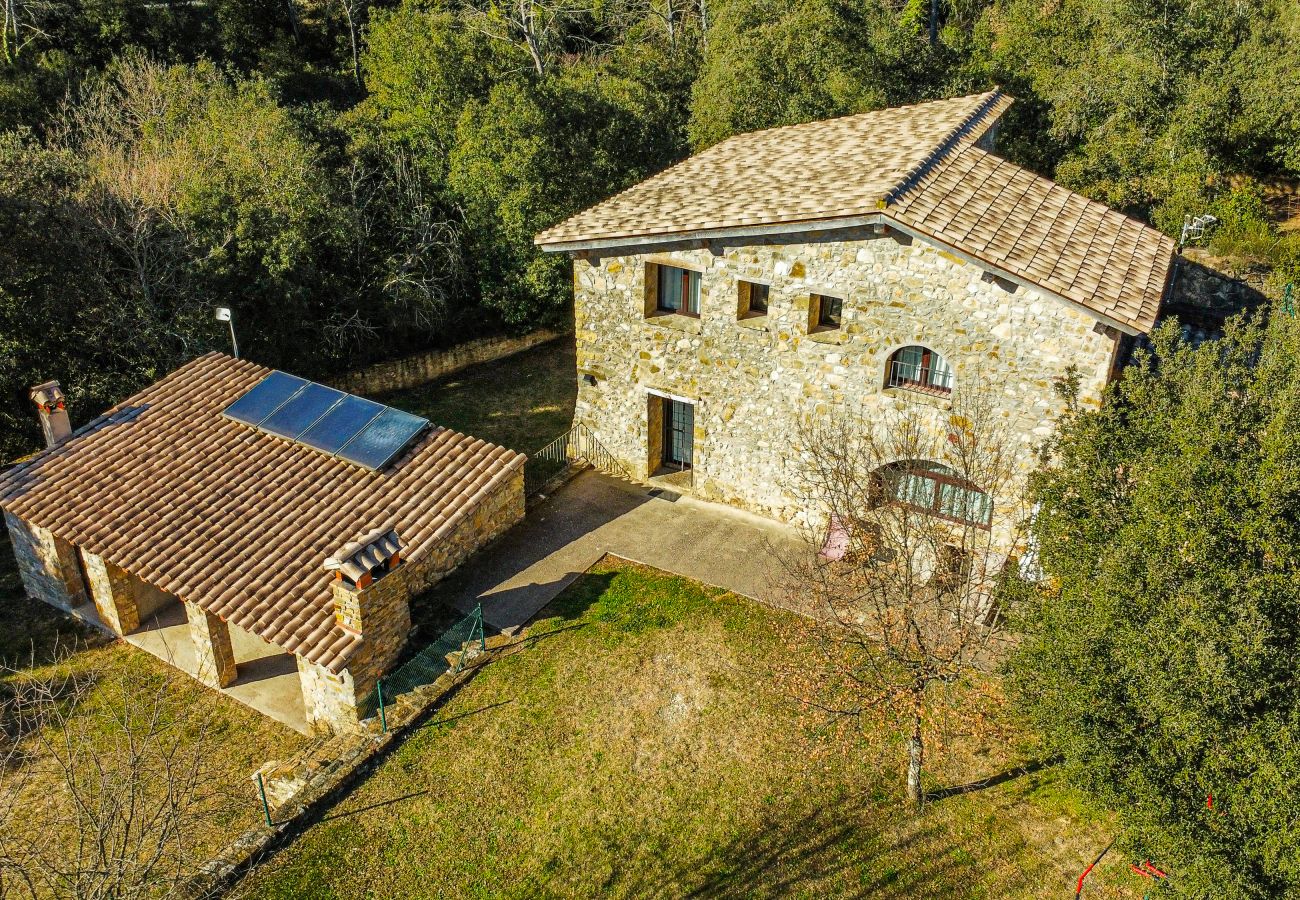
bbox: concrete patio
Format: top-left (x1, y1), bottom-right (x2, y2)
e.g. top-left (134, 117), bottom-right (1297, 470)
top-left (440, 469), bottom-right (806, 631)
top-left (66, 599), bottom-right (311, 735)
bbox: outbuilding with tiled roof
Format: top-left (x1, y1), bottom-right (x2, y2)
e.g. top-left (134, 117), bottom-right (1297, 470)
top-left (0, 353), bottom-right (526, 734)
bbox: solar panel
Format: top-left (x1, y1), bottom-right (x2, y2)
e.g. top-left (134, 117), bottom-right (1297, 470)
top-left (224, 373), bottom-right (429, 470)
top-left (260, 382), bottom-right (345, 439)
top-left (337, 407), bottom-right (430, 470)
top-left (223, 371), bottom-right (307, 426)
top-left (298, 394), bottom-right (385, 454)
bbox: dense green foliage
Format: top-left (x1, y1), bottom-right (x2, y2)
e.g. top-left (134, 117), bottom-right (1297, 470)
top-left (1008, 314), bottom-right (1300, 897)
top-left (1, 0), bottom-right (1299, 460)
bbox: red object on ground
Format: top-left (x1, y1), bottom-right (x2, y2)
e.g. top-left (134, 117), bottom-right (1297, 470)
top-left (1076, 839), bottom-right (1115, 898)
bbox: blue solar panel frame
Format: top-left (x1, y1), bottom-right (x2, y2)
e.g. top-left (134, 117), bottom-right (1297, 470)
top-left (337, 407), bottom-right (431, 470)
top-left (225, 371), bottom-right (431, 470)
top-left (222, 371), bottom-right (307, 426)
top-left (260, 382), bottom-right (346, 439)
top-left (297, 394), bottom-right (386, 454)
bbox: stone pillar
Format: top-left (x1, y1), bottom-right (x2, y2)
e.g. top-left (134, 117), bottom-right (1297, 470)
top-left (330, 570), bottom-right (412, 704)
top-left (185, 602), bottom-right (237, 688)
top-left (81, 551), bottom-right (140, 635)
top-left (4, 512), bottom-right (85, 611)
top-left (297, 656), bottom-right (361, 735)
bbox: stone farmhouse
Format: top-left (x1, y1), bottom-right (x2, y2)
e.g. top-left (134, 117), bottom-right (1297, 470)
top-left (535, 90), bottom-right (1176, 555)
top-left (0, 354), bottom-right (524, 733)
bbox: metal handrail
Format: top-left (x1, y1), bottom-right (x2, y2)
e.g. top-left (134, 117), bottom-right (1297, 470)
top-left (526, 423), bottom-right (632, 493)
top-left (886, 357), bottom-right (953, 394)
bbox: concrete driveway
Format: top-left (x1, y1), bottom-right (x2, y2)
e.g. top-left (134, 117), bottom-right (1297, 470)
top-left (438, 469), bottom-right (806, 632)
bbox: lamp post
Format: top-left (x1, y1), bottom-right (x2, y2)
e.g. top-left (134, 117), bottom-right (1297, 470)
top-left (214, 307), bottom-right (239, 359)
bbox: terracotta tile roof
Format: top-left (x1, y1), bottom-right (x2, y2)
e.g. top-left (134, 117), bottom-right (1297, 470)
top-left (535, 90), bottom-right (1012, 246)
top-left (888, 145), bottom-right (1174, 332)
top-left (0, 354), bottom-right (525, 673)
top-left (534, 90), bottom-right (1175, 332)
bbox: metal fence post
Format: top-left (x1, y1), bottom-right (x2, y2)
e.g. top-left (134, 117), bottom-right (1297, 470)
top-left (255, 772), bottom-right (273, 828)
top-left (377, 679), bottom-right (388, 733)
top-left (475, 602), bottom-right (486, 651)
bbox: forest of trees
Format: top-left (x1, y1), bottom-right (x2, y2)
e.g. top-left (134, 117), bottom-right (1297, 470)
top-left (0, 0), bottom-right (1298, 460)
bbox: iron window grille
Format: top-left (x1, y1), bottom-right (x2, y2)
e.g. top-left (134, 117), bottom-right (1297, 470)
top-left (886, 346), bottom-right (954, 395)
top-left (879, 460), bottom-right (992, 528)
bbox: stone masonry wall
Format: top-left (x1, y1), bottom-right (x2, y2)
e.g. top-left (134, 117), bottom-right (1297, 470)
top-left (82, 550), bottom-right (141, 635)
top-left (306, 468), bottom-right (527, 733)
top-left (328, 329), bottom-right (565, 396)
top-left (571, 227), bottom-right (1120, 550)
top-left (4, 511), bottom-right (83, 612)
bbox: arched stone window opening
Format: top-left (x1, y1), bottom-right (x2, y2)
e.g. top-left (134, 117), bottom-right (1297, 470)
top-left (885, 346), bottom-right (953, 396)
top-left (876, 460), bottom-right (992, 528)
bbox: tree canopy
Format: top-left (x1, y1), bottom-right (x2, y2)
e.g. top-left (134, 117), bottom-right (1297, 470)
top-left (1007, 314), bottom-right (1300, 897)
top-left (1, 0), bottom-right (1300, 463)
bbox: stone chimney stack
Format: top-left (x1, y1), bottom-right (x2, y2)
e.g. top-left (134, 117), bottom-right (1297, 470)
top-left (30, 381), bottom-right (71, 447)
top-left (324, 527), bottom-right (404, 637)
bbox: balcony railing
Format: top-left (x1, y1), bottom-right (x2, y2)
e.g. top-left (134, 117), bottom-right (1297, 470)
top-left (886, 358), bottom-right (953, 395)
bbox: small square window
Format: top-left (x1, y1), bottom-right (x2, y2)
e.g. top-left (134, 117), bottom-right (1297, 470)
top-left (657, 265), bottom-right (701, 316)
top-left (814, 294), bottom-right (843, 329)
top-left (738, 280), bottom-right (769, 319)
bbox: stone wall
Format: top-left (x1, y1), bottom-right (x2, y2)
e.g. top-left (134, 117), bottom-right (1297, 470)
top-left (305, 467), bottom-right (527, 733)
top-left (328, 330), bottom-right (565, 396)
top-left (82, 550), bottom-right (141, 635)
top-left (571, 227), bottom-right (1121, 549)
top-left (4, 511), bottom-right (82, 611)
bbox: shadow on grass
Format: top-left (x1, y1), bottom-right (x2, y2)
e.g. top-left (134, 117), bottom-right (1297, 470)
top-left (593, 800), bottom-right (977, 900)
top-left (319, 790), bottom-right (430, 823)
top-left (422, 698), bottom-right (515, 730)
top-left (925, 755), bottom-right (1063, 803)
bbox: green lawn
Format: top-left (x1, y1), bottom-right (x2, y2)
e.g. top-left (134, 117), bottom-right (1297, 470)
top-left (0, 535), bottom-right (308, 895)
top-left (375, 336), bottom-right (577, 456)
top-left (240, 558), bottom-right (1137, 900)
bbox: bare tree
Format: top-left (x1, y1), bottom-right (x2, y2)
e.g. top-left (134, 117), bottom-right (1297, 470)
top-left (782, 377), bottom-right (1028, 810)
top-left (0, 0), bottom-right (63, 64)
top-left (0, 647), bottom-right (240, 899)
top-left (463, 0), bottom-right (594, 76)
top-left (334, 0), bottom-right (367, 87)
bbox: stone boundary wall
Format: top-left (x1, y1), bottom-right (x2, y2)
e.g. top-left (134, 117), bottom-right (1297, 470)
top-left (179, 631), bottom-right (523, 900)
top-left (328, 329), bottom-right (566, 396)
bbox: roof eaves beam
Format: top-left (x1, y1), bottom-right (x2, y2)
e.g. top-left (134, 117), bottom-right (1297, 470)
top-left (535, 215), bottom-right (888, 254)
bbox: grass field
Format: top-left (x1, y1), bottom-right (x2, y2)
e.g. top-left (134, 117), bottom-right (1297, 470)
top-left (375, 336), bottom-right (577, 456)
top-left (240, 558), bottom-right (1138, 900)
top-left (0, 537), bottom-right (309, 895)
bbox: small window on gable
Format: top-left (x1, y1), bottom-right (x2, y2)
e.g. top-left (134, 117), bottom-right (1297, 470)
top-left (656, 264), bottom-right (701, 316)
top-left (811, 294), bottom-right (843, 330)
top-left (886, 345), bottom-right (953, 396)
top-left (738, 280), bottom-right (769, 319)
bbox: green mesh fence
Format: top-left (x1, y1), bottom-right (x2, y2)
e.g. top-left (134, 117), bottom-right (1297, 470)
top-left (360, 604), bottom-right (485, 727)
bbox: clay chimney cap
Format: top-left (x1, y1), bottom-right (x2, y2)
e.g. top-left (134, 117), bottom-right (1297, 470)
top-left (324, 526), bottom-right (401, 583)
top-left (30, 380), bottom-right (66, 410)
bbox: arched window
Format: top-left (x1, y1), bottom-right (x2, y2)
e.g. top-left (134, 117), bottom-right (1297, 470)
top-left (879, 460), bottom-right (992, 527)
top-left (886, 346), bottom-right (953, 395)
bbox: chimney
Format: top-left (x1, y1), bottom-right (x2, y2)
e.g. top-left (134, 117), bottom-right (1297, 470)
top-left (324, 527), bottom-right (403, 637)
top-left (30, 381), bottom-right (71, 447)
